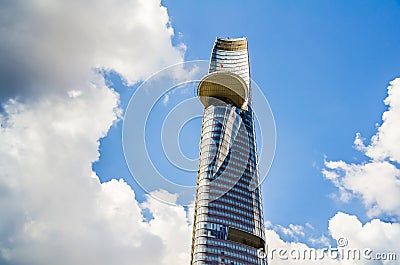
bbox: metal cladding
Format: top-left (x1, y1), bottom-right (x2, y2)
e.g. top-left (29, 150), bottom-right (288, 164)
top-left (210, 38), bottom-right (250, 91)
top-left (197, 72), bottom-right (248, 110)
top-left (191, 38), bottom-right (267, 265)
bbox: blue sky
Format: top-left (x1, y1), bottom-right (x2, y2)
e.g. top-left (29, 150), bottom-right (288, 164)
top-left (94, 0), bottom-right (400, 245)
top-left (1, 1), bottom-right (399, 264)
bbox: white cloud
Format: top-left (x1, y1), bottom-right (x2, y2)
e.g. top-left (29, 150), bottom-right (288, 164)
top-left (0, 0), bottom-right (185, 101)
top-left (308, 234), bottom-right (331, 247)
top-left (266, 212), bottom-right (400, 265)
top-left (289, 224), bottom-right (306, 237)
top-left (141, 190), bottom-right (192, 264)
top-left (268, 223), bottom-right (306, 241)
top-left (163, 93), bottom-right (170, 105)
top-left (306, 222), bottom-right (315, 230)
top-left (329, 212), bottom-right (400, 265)
top-left (359, 78), bottom-right (400, 163)
top-left (323, 78), bottom-right (400, 219)
top-left (265, 229), bottom-right (339, 265)
top-left (0, 77), bottom-right (191, 265)
top-left (329, 212), bottom-right (400, 249)
top-left (1, 1), bottom-right (399, 265)
top-left (0, 0), bottom-right (190, 264)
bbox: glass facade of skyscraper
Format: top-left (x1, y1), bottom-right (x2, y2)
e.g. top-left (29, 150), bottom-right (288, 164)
top-left (191, 38), bottom-right (267, 265)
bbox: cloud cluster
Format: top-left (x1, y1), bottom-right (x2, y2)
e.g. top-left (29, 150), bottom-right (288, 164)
top-left (1, 1), bottom-right (399, 264)
top-left (323, 78), bottom-right (400, 218)
top-left (0, 0), bottom-right (184, 102)
top-left (266, 79), bottom-right (400, 264)
top-left (266, 222), bottom-right (306, 241)
top-left (0, 1), bottom-right (191, 265)
top-left (0, 82), bottom-right (191, 265)
top-left (266, 212), bottom-right (400, 265)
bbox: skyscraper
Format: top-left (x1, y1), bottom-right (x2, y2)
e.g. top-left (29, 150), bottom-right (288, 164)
top-left (191, 38), bottom-right (267, 265)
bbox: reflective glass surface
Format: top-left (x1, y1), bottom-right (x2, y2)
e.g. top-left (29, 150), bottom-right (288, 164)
top-left (191, 38), bottom-right (267, 265)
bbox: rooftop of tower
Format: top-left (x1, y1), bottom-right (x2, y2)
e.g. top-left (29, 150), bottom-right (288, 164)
top-left (197, 37), bottom-right (250, 110)
top-left (215, 37), bottom-right (248, 51)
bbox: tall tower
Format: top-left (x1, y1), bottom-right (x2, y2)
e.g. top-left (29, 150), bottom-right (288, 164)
top-left (191, 38), bottom-right (267, 265)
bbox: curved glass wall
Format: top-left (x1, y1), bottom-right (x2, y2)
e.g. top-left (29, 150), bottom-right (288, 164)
top-left (191, 38), bottom-right (267, 265)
